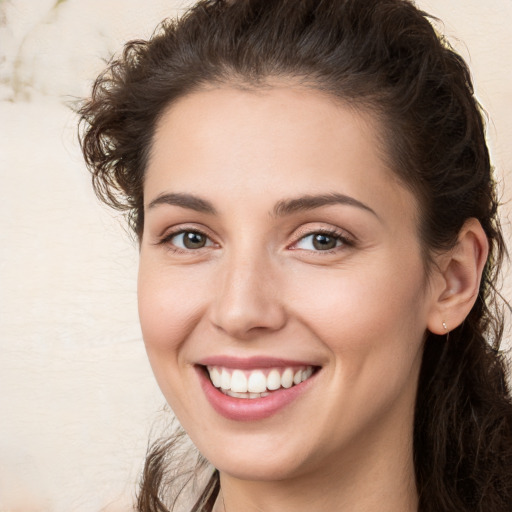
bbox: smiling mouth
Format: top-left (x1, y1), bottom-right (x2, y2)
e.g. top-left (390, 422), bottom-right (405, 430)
top-left (204, 365), bottom-right (316, 399)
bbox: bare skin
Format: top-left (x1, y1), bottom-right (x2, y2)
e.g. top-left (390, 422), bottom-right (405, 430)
top-left (138, 86), bottom-right (488, 512)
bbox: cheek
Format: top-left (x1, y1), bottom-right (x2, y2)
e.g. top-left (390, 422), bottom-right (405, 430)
top-left (137, 262), bottom-right (209, 417)
top-left (136, 260), bottom-right (210, 407)
top-left (137, 259), bottom-right (206, 350)
top-left (287, 256), bottom-right (428, 363)
top-left (288, 262), bottom-right (427, 432)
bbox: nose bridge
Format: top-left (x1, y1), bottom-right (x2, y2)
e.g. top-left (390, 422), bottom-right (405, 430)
top-left (210, 239), bottom-right (286, 338)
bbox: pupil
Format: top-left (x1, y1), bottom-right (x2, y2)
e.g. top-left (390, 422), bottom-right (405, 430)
top-left (184, 232), bottom-right (206, 249)
top-left (313, 234), bottom-right (336, 250)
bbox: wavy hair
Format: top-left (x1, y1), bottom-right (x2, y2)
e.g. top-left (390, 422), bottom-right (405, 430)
top-left (78, 0), bottom-right (512, 510)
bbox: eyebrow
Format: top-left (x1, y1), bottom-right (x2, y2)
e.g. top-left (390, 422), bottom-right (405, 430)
top-left (272, 193), bottom-right (378, 218)
top-left (146, 191), bottom-right (378, 218)
top-left (147, 192), bottom-right (217, 214)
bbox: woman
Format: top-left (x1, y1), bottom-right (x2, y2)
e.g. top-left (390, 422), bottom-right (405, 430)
top-left (78, 0), bottom-right (512, 510)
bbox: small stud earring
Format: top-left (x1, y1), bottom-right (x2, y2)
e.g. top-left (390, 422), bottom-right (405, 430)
top-left (442, 321), bottom-right (448, 331)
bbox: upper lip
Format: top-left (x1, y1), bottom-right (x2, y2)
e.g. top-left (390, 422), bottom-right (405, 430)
top-left (196, 355), bottom-right (320, 369)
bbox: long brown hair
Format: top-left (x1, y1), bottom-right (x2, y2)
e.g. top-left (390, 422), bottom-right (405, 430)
top-left (78, 1), bottom-right (512, 510)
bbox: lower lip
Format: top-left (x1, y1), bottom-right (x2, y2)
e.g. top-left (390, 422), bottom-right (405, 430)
top-left (196, 366), bottom-right (316, 421)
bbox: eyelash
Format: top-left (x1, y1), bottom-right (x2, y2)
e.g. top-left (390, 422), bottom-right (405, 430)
top-left (290, 228), bottom-right (354, 254)
top-left (158, 227), bottom-right (215, 254)
top-left (157, 226), bottom-right (354, 255)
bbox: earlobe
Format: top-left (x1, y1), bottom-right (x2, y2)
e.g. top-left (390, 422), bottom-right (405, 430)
top-left (427, 218), bottom-right (489, 335)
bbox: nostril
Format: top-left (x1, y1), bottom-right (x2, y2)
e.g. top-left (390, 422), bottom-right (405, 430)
top-left (209, 300), bottom-right (287, 339)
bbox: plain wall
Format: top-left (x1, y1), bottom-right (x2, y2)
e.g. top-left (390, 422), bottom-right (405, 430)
top-left (0, 0), bottom-right (510, 510)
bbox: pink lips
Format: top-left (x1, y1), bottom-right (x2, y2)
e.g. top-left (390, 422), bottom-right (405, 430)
top-left (196, 356), bottom-right (318, 421)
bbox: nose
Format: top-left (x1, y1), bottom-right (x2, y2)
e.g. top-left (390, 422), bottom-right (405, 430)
top-left (209, 249), bottom-right (287, 340)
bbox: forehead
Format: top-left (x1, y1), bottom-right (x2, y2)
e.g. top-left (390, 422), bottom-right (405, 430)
top-left (145, 86), bottom-right (417, 227)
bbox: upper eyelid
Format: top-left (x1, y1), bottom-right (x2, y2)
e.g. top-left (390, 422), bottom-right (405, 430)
top-left (156, 223), bottom-right (355, 249)
top-left (157, 228), bottom-right (216, 253)
top-left (158, 224), bottom-right (215, 243)
top-left (290, 225), bottom-right (355, 244)
top-left (289, 231), bottom-right (353, 252)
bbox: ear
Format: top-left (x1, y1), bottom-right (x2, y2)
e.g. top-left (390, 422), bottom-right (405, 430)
top-left (427, 218), bottom-right (489, 334)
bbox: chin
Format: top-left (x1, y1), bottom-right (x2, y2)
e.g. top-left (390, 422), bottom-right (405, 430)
top-left (213, 451), bottom-right (308, 482)
top-left (186, 426), bottom-right (316, 482)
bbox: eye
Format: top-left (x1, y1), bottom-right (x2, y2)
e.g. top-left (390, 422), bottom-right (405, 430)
top-left (166, 230), bottom-right (214, 250)
top-left (293, 231), bottom-right (347, 251)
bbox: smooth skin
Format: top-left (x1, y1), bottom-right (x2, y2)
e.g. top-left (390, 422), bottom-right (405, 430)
top-left (138, 85), bottom-right (488, 512)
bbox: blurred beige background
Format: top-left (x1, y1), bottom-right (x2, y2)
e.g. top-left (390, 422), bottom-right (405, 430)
top-left (0, 0), bottom-right (510, 510)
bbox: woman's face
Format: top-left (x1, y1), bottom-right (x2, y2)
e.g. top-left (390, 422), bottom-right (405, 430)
top-left (138, 86), bottom-right (439, 481)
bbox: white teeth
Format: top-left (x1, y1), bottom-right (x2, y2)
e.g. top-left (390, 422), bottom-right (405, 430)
top-left (210, 367), bottom-right (221, 387)
top-left (231, 370), bottom-right (248, 392)
top-left (207, 365), bottom-right (316, 397)
top-left (302, 366), bottom-right (313, 381)
top-left (226, 390), bottom-right (246, 398)
top-left (247, 371), bottom-right (267, 393)
top-left (224, 390), bottom-right (271, 399)
top-left (267, 369), bottom-right (281, 390)
top-left (281, 368), bottom-right (294, 388)
top-left (220, 368), bottom-right (231, 390)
